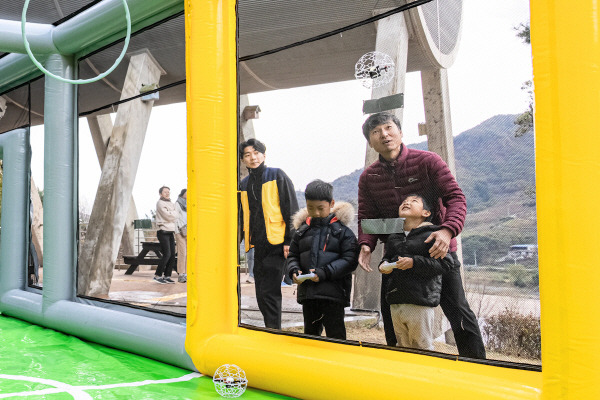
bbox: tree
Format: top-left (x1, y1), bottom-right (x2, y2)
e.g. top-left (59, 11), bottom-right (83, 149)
top-left (515, 22), bottom-right (530, 44)
top-left (508, 264), bottom-right (528, 287)
top-left (523, 185), bottom-right (535, 200)
top-left (514, 80), bottom-right (533, 137)
top-left (514, 22), bottom-right (533, 137)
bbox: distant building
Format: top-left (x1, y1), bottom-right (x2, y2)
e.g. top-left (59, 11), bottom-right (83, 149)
top-left (496, 244), bottom-right (538, 263)
top-left (509, 244), bottom-right (537, 258)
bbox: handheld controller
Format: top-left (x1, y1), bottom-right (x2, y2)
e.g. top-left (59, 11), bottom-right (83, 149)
top-left (295, 272), bottom-right (316, 283)
top-left (379, 262), bottom-right (396, 273)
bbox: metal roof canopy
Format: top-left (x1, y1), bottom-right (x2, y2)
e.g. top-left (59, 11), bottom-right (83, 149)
top-left (0, 0), bottom-right (462, 132)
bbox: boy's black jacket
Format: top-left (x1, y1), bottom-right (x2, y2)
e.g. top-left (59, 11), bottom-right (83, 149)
top-left (286, 202), bottom-right (358, 306)
top-left (383, 223), bottom-right (454, 307)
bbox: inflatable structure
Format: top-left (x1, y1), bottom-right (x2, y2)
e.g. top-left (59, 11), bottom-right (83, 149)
top-left (0, 0), bottom-right (599, 399)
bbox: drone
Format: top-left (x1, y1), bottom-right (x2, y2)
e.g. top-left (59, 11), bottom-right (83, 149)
top-left (355, 51), bottom-right (396, 89)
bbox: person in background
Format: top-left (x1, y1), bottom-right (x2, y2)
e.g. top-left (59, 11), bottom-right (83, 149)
top-left (175, 188), bottom-right (187, 283)
top-left (154, 186), bottom-right (178, 284)
top-left (246, 244), bottom-right (255, 284)
top-left (239, 138), bottom-right (299, 329)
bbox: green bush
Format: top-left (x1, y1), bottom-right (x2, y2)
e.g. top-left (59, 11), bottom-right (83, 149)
top-left (530, 273), bottom-right (539, 286)
top-left (508, 264), bottom-right (528, 287)
top-left (483, 308), bottom-right (541, 359)
top-left (514, 279), bottom-right (527, 288)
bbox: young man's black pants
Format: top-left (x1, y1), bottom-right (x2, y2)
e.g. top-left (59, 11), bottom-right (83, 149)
top-left (253, 245), bottom-right (286, 329)
top-left (302, 299), bottom-right (346, 340)
top-left (380, 252), bottom-right (486, 359)
top-left (156, 230), bottom-right (176, 277)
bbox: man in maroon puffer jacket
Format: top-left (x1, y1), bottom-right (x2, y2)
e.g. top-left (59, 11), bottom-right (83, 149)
top-left (358, 112), bottom-right (486, 359)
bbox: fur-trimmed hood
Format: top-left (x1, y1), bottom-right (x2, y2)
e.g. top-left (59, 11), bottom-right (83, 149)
top-left (292, 201), bottom-right (355, 229)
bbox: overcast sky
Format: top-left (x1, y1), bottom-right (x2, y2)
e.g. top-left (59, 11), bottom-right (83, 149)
top-left (29, 0), bottom-right (532, 218)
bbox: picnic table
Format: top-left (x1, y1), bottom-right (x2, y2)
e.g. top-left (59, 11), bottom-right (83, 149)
top-left (123, 241), bottom-right (176, 275)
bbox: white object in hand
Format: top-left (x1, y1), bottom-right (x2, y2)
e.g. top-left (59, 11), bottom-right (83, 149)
top-left (296, 272), bottom-right (316, 283)
top-left (379, 262), bottom-right (396, 273)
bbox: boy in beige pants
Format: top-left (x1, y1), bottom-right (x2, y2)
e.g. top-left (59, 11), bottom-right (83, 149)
top-left (379, 194), bottom-right (454, 350)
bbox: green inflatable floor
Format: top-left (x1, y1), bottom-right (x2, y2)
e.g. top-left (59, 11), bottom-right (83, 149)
top-left (0, 314), bottom-right (290, 399)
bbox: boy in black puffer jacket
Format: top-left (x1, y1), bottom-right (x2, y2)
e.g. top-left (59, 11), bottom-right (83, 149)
top-left (380, 194), bottom-right (454, 350)
top-left (286, 180), bottom-right (358, 340)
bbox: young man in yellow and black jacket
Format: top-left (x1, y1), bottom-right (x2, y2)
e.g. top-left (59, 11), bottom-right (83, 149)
top-left (239, 138), bottom-right (299, 329)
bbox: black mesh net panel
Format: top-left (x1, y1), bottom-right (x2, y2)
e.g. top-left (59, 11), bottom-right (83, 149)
top-left (238, 0), bottom-right (445, 61)
top-left (76, 16), bottom-right (186, 316)
top-left (239, 0), bottom-right (395, 58)
top-left (78, 14), bottom-right (185, 118)
top-left (239, 0), bottom-right (461, 93)
top-left (0, 85), bottom-right (30, 135)
top-left (0, 78), bottom-right (45, 288)
top-left (238, 1), bottom-right (539, 367)
top-left (0, 78), bottom-right (44, 135)
top-left (421, 0), bottom-right (462, 55)
top-left (1, 0), bottom-right (100, 25)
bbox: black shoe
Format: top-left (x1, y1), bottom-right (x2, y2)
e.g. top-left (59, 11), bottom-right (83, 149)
top-left (164, 277), bottom-right (175, 284)
top-left (153, 276), bottom-right (166, 284)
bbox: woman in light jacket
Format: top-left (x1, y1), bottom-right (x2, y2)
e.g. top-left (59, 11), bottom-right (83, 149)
top-left (175, 188), bottom-right (187, 282)
top-left (154, 186), bottom-right (178, 284)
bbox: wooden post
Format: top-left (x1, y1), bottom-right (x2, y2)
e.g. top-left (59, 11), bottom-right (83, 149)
top-left (238, 94), bottom-right (256, 180)
top-left (30, 177), bottom-right (44, 266)
top-left (421, 68), bottom-right (464, 341)
top-left (78, 51), bottom-right (164, 297)
top-left (87, 114), bottom-right (139, 258)
top-left (353, 11), bottom-right (409, 311)
top-left (421, 68), bottom-right (463, 267)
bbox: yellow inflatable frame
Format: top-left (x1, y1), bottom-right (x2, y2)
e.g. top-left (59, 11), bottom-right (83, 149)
top-left (185, 1), bottom-right (599, 398)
